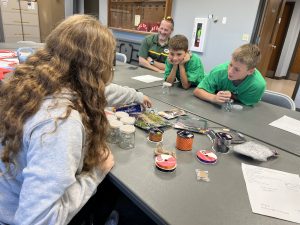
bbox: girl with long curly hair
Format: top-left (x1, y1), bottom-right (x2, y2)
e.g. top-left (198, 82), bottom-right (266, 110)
top-left (0, 14), bottom-right (151, 225)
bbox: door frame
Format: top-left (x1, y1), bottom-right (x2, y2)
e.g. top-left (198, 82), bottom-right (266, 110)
top-left (291, 30), bottom-right (300, 100)
top-left (251, 0), bottom-right (267, 44)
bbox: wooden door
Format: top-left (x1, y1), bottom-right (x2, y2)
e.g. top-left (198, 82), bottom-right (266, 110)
top-left (256, 0), bottom-right (286, 76)
top-left (267, 2), bottom-right (294, 77)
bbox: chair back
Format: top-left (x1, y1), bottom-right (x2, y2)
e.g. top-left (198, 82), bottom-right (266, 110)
top-left (261, 90), bottom-right (296, 110)
top-left (116, 52), bottom-right (127, 63)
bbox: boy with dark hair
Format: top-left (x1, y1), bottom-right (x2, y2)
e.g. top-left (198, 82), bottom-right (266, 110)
top-left (164, 34), bottom-right (205, 89)
top-left (194, 44), bottom-right (266, 106)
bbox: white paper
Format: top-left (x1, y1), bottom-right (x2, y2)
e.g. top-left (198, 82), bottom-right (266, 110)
top-left (269, 115), bottom-right (300, 136)
top-left (131, 75), bottom-right (163, 83)
top-left (134, 15), bottom-right (141, 26)
top-left (242, 163), bottom-right (300, 223)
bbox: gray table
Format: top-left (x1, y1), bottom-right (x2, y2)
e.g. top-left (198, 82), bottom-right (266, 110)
top-left (109, 98), bottom-right (300, 225)
top-left (141, 86), bottom-right (300, 156)
top-left (113, 62), bottom-right (164, 90)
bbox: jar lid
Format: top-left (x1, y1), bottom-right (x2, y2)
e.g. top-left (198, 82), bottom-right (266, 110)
top-left (163, 82), bottom-right (172, 87)
top-left (177, 130), bottom-right (194, 138)
top-left (109, 120), bottom-right (123, 128)
top-left (115, 111), bottom-right (129, 119)
top-left (149, 127), bottom-right (164, 134)
top-left (120, 116), bottom-right (135, 125)
top-left (120, 125), bottom-right (135, 134)
top-left (106, 114), bottom-right (117, 121)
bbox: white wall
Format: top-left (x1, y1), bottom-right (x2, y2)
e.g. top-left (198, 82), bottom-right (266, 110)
top-left (171, 0), bottom-right (260, 71)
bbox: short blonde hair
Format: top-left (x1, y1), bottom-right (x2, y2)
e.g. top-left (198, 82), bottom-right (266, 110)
top-left (232, 44), bottom-right (261, 69)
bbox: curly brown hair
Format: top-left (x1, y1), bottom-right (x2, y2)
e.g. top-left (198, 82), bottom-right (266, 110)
top-left (0, 14), bottom-right (116, 172)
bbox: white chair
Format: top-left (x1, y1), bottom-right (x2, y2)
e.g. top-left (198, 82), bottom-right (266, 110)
top-left (261, 90), bottom-right (296, 110)
top-left (116, 52), bottom-right (127, 63)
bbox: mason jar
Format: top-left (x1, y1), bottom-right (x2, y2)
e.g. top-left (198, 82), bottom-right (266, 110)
top-left (118, 125), bottom-right (135, 149)
top-left (107, 120), bottom-right (123, 144)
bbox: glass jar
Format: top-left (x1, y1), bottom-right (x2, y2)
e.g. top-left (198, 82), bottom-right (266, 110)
top-left (222, 99), bottom-right (234, 112)
top-left (120, 116), bottom-right (135, 125)
top-left (115, 111), bottom-right (129, 120)
top-left (107, 120), bottom-right (123, 144)
top-left (118, 125), bottom-right (135, 149)
top-left (162, 82), bottom-right (172, 95)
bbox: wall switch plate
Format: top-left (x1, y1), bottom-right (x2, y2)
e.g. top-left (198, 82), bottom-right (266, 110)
top-left (222, 17), bottom-right (227, 24)
top-left (242, 33), bottom-right (249, 41)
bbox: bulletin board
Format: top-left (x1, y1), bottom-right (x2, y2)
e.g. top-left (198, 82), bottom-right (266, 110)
top-left (190, 18), bottom-right (208, 52)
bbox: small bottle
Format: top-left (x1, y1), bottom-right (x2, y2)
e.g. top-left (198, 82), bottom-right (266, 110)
top-left (223, 99), bottom-right (233, 112)
top-left (107, 120), bottom-right (123, 144)
top-left (162, 82), bottom-right (172, 95)
top-left (118, 125), bottom-right (135, 149)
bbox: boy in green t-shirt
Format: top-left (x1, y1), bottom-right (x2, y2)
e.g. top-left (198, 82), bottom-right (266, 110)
top-left (164, 34), bottom-right (205, 89)
top-left (194, 44), bottom-right (266, 106)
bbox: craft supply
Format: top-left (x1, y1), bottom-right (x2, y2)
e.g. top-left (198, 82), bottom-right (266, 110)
top-left (173, 116), bottom-right (208, 134)
top-left (233, 141), bottom-right (278, 161)
top-left (148, 128), bottom-right (164, 142)
top-left (118, 125), bottom-right (135, 149)
top-left (213, 132), bottom-right (232, 153)
top-left (158, 108), bottom-right (186, 120)
top-left (195, 169), bottom-right (210, 182)
top-left (155, 154), bottom-right (176, 172)
top-left (196, 150), bottom-right (217, 164)
top-left (107, 120), bottom-right (123, 144)
top-left (115, 111), bottom-right (129, 120)
top-left (206, 127), bottom-right (246, 144)
top-left (176, 130), bottom-right (194, 151)
top-left (154, 143), bottom-right (176, 158)
top-left (135, 112), bottom-right (170, 130)
top-left (114, 103), bottom-right (142, 115)
top-left (222, 99), bottom-right (234, 112)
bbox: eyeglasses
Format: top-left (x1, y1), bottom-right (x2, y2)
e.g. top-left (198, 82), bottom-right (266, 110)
top-left (164, 16), bottom-right (173, 20)
top-left (163, 16), bottom-right (174, 26)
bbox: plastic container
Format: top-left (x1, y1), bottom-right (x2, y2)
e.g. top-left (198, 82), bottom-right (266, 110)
top-left (107, 120), bottom-right (123, 144)
top-left (118, 125), bottom-right (135, 149)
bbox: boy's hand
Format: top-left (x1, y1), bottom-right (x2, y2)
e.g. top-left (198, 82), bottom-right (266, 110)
top-left (167, 57), bottom-right (174, 65)
top-left (142, 95), bottom-right (152, 108)
top-left (215, 91), bottom-right (232, 103)
top-left (180, 52), bottom-right (190, 65)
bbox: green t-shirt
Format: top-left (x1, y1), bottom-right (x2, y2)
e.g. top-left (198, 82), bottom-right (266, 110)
top-left (164, 53), bottom-right (205, 86)
top-left (138, 34), bottom-right (169, 63)
top-left (197, 62), bottom-right (266, 105)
